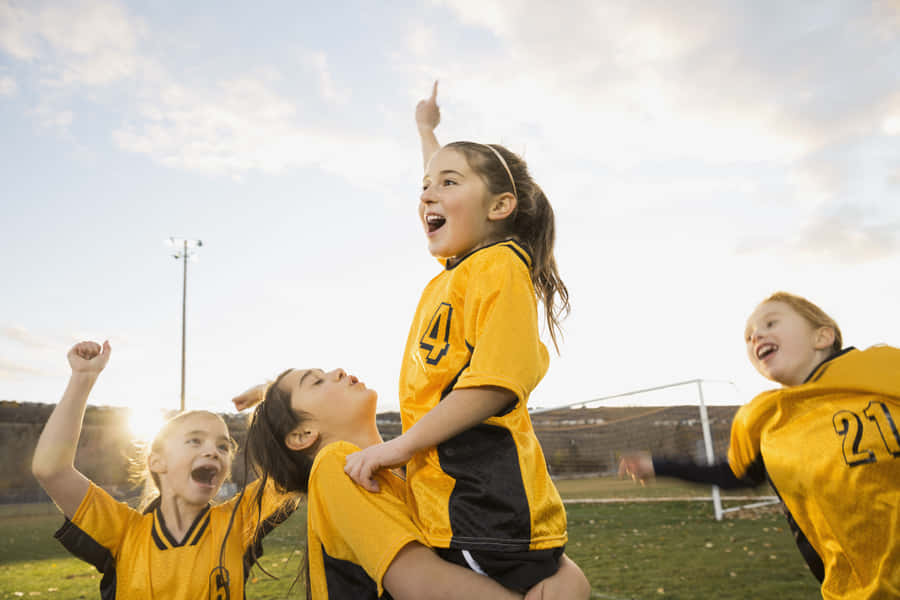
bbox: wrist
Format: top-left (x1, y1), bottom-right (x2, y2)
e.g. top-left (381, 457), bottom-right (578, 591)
top-left (69, 371), bottom-right (100, 383)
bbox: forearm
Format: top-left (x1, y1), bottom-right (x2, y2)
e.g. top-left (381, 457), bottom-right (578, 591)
top-left (385, 542), bottom-right (522, 600)
top-left (399, 387), bottom-right (515, 456)
top-left (32, 373), bottom-right (97, 479)
top-left (652, 457), bottom-right (757, 489)
top-left (419, 128), bottom-right (440, 169)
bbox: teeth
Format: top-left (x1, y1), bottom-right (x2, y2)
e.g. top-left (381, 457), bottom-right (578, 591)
top-left (757, 344), bottom-right (777, 359)
top-left (426, 214), bottom-right (444, 223)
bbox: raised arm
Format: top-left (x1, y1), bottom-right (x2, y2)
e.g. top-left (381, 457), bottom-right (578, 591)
top-left (416, 80), bottom-right (441, 169)
top-left (32, 341), bottom-right (111, 518)
top-left (344, 386), bottom-right (513, 492)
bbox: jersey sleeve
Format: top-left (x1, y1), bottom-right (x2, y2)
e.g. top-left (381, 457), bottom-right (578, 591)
top-left (652, 457), bottom-right (764, 488)
top-left (66, 482), bottom-right (140, 558)
top-left (454, 249), bottom-right (549, 405)
top-left (308, 443), bottom-right (425, 596)
top-left (726, 392), bottom-right (776, 479)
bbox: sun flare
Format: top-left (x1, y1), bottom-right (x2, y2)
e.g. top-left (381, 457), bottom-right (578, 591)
top-left (127, 407), bottom-right (166, 441)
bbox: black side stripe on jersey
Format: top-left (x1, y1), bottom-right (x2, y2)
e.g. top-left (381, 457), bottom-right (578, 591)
top-left (242, 502), bottom-right (297, 580)
top-left (321, 544), bottom-right (387, 599)
top-left (55, 518), bottom-right (117, 600)
top-left (764, 468), bottom-right (825, 583)
top-left (439, 423), bottom-right (532, 551)
top-left (439, 340), bottom-right (517, 416)
top-left (439, 341), bottom-right (474, 401)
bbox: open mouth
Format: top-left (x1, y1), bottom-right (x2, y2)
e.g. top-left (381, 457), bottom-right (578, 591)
top-left (191, 466), bottom-right (219, 486)
top-left (425, 214), bottom-right (446, 233)
top-left (756, 343), bottom-right (777, 360)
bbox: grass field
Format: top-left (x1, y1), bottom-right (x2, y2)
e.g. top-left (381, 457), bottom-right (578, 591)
top-left (0, 478), bottom-right (820, 599)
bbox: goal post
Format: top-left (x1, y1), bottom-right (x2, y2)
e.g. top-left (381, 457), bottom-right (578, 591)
top-left (530, 378), bottom-right (778, 520)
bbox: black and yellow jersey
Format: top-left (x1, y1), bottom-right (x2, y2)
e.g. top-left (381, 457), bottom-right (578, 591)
top-left (728, 345), bottom-right (900, 599)
top-left (399, 240), bottom-right (567, 552)
top-left (307, 441), bottom-right (425, 599)
top-left (55, 477), bottom-right (294, 599)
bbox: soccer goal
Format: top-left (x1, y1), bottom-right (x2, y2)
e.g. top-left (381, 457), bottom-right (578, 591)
top-left (530, 379), bottom-right (779, 520)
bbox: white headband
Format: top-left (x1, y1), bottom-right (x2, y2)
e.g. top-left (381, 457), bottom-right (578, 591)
top-left (482, 144), bottom-right (517, 199)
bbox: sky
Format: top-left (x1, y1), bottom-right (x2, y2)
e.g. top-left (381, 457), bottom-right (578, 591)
top-left (1, 0), bottom-right (899, 419)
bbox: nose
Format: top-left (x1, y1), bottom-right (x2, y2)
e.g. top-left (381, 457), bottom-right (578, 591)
top-left (329, 368), bottom-right (346, 380)
top-left (201, 442), bottom-right (219, 458)
top-left (420, 185), bottom-right (436, 205)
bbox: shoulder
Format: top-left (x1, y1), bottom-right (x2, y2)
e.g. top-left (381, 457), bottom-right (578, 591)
top-left (806, 345), bottom-right (900, 396)
top-left (472, 240), bottom-right (531, 270)
top-left (734, 389), bottom-right (781, 430)
top-left (448, 239), bottom-right (531, 273)
top-left (310, 441), bottom-right (361, 481)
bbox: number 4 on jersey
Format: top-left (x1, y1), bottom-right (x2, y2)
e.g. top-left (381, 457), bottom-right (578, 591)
top-left (419, 303), bottom-right (452, 365)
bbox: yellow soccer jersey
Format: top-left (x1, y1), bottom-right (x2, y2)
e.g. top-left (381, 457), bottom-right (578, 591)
top-left (307, 441), bottom-right (426, 599)
top-left (399, 239), bottom-right (567, 552)
top-left (728, 345), bottom-right (900, 599)
top-left (55, 477), bottom-right (295, 600)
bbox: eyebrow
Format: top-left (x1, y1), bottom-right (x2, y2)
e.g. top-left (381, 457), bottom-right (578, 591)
top-left (745, 311), bottom-right (781, 337)
top-left (423, 169), bottom-right (464, 182)
top-left (184, 429), bottom-right (231, 441)
top-left (298, 369), bottom-right (314, 388)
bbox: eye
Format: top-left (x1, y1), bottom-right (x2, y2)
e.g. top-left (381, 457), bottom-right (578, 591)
top-left (441, 178), bottom-right (457, 186)
top-left (766, 320), bottom-right (776, 328)
top-left (313, 378), bottom-right (324, 386)
top-left (218, 443), bottom-right (230, 452)
top-left (187, 437), bottom-right (201, 445)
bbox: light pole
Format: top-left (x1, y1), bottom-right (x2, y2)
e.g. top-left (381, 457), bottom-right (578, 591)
top-left (168, 237), bottom-right (202, 411)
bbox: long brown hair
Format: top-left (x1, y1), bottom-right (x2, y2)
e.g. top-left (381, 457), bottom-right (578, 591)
top-left (245, 369), bottom-right (320, 597)
top-left (445, 141), bottom-right (570, 351)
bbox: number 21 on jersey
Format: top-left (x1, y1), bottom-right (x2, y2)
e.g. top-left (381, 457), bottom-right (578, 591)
top-left (833, 401), bottom-right (900, 467)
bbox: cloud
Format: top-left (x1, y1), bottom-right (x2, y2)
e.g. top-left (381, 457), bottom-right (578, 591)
top-left (303, 51), bottom-right (350, 105)
top-left (1, 325), bottom-right (55, 349)
top-left (0, 0), bottom-right (144, 87)
top-left (414, 0), bottom-right (898, 169)
top-left (737, 204), bottom-right (900, 263)
top-left (111, 76), bottom-right (408, 182)
top-left (0, 74), bottom-right (15, 95)
top-left (27, 103), bottom-right (74, 132)
top-left (0, 358), bottom-right (54, 380)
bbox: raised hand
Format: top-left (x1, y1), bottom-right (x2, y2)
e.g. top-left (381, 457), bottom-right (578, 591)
top-left (415, 80), bottom-right (440, 134)
top-left (617, 452), bottom-right (655, 484)
top-left (67, 340), bottom-right (111, 375)
top-left (232, 383), bottom-right (267, 411)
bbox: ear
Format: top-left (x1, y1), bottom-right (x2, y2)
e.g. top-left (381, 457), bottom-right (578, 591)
top-left (285, 426), bottom-right (320, 452)
top-left (487, 192), bottom-right (517, 222)
top-left (813, 326), bottom-right (835, 351)
top-left (148, 452), bottom-right (167, 475)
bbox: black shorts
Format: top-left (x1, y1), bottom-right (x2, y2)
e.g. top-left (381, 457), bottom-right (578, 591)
top-left (436, 545), bottom-right (565, 592)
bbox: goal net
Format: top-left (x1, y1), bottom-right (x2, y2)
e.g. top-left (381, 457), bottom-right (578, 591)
top-left (530, 379), bottom-right (778, 520)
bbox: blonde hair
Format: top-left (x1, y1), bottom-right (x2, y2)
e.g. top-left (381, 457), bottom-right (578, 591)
top-left (759, 291), bottom-right (843, 356)
top-left (130, 410), bottom-right (235, 512)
